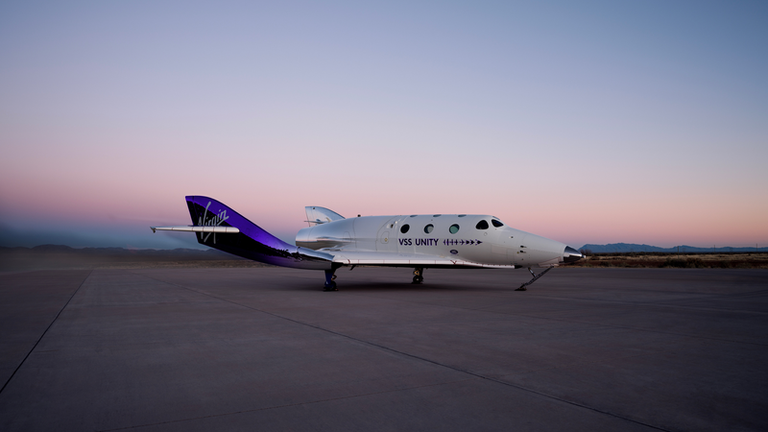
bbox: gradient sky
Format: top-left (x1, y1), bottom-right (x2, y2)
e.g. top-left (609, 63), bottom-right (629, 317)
top-left (1, 1), bottom-right (767, 250)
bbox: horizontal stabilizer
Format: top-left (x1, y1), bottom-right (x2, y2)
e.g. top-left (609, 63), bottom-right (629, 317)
top-left (151, 226), bottom-right (240, 234)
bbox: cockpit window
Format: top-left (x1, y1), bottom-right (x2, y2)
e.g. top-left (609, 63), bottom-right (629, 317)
top-left (424, 224), bottom-right (434, 234)
top-left (475, 220), bottom-right (489, 230)
top-left (400, 224), bottom-right (410, 234)
top-left (491, 219), bottom-right (504, 228)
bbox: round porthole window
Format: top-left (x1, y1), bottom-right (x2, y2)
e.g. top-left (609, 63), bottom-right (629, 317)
top-left (401, 224), bottom-right (410, 234)
top-left (424, 224), bottom-right (434, 234)
top-left (449, 224), bottom-right (460, 234)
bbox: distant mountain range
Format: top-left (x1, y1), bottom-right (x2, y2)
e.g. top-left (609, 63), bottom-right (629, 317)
top-left (0, 245), bottom-right (259, 272)
top-left (0, 244), bottom-right (241, 259)
top-left (578, 243), bottom-right (767, 253)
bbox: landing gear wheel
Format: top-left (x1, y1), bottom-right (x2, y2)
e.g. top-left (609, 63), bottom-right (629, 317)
top-left (412, 267), bottom-right (424, 284)
top-left (323, 268), bottom-right (339, 291)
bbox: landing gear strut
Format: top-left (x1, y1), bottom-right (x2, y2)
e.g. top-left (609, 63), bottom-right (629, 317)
top-left (323, 268), bottom-right (338, 291)
top-left (412, 267), bottom-right (424, 284)
top-left (515, 266), bottom-right (553, 291)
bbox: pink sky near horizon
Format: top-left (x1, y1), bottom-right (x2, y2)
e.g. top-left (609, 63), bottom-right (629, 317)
top-left (1, 2), bottom-right (767, 250)
top-left (2, 160), bottom-right (765, 249)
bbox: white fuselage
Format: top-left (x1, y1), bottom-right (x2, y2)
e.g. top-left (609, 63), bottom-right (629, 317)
top-left (155, 197), bottom-right (583, 290)
top-left (296, 214), bottom-right (568, 268)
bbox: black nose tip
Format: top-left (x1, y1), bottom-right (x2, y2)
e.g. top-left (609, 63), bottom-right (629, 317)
top-left (563, 246), bottom-right (583, 263)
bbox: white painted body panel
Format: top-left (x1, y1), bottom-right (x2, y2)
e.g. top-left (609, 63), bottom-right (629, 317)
top-left (297, 214), bottom-right (568, 268)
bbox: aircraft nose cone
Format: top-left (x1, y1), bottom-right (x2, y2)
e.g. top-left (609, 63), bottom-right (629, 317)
top-left (563, 246), bottom-right (583, 263)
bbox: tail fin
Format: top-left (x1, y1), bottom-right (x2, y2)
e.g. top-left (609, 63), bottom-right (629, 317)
top-left (185, 196), bottom-right (333, 270)
top-left (304, 206), bottom-right (345, 226)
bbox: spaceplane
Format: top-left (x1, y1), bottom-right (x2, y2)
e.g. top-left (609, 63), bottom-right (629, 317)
top-left (152, 196), bottom-right (582, 291)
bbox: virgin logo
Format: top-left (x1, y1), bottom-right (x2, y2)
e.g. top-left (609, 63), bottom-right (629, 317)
top-left (198, 201), bottom-right (230, 243)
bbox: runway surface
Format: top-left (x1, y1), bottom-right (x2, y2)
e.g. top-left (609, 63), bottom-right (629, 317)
top-left (1, 267), bottom-right (767, 431)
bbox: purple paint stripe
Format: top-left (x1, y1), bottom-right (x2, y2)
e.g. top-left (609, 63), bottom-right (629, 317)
top-left (185, 195), bottom-right (296, 252)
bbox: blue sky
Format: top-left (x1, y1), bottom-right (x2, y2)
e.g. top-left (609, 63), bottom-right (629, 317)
top-left (1, 1), bottom-right (767, 250)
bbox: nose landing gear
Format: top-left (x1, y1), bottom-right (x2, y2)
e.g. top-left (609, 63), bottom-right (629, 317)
top-left (515, 266), bottom-right (553, 291)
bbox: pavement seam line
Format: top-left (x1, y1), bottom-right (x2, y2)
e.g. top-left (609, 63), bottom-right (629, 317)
top-left (484, 310), bottom-right (768, 347)
top-left (0, 269), bottom-right (93, 396)
top-left (352, 283), bottom-right (768, 316)
top-left (98, 378), bottom-right (472, 431)
top-left (136, 271), bottom-right (673, 432)
top-left (349, 291), bottom-right (768, 348)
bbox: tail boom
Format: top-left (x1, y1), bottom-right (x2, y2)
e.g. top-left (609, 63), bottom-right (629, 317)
top-left (181, 196), bottom-right (334, 270)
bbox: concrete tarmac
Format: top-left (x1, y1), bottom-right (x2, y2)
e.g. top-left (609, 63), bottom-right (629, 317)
top-left (0, 267), bottom-right (767, 431)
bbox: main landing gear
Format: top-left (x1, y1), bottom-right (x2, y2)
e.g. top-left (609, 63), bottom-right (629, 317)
top-left (323, 268), bottom-right (338, 291)
top-left (412, 267), bottom-right (424, 284)
top-left (515, 266), bottom-right (553, 291)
